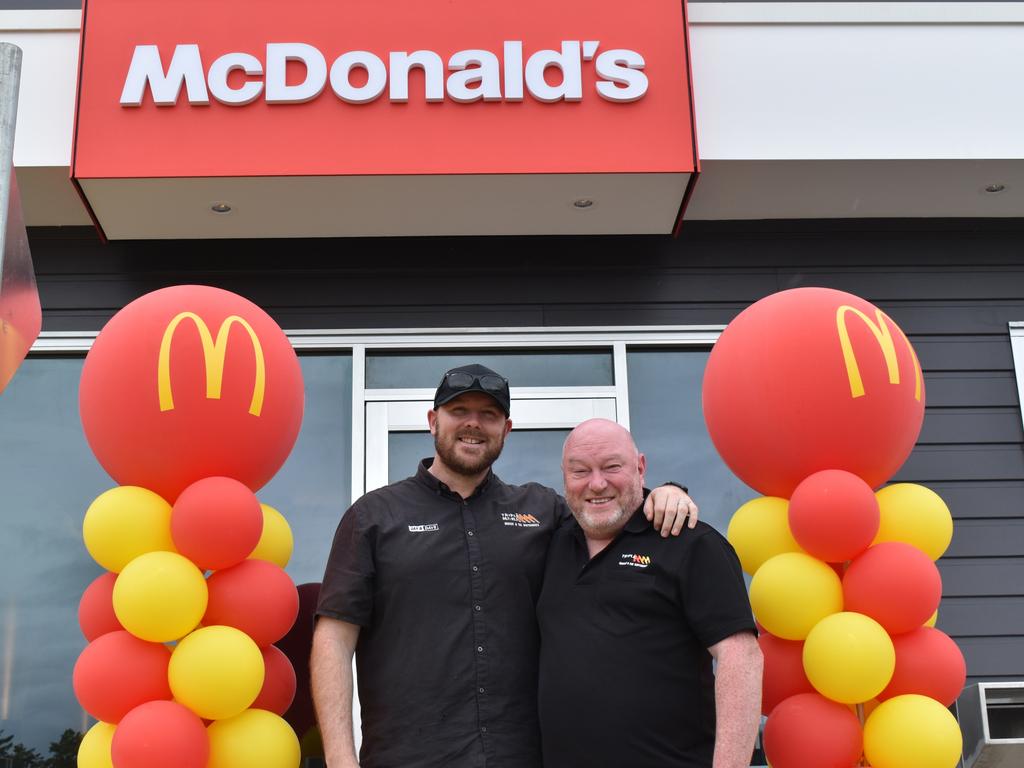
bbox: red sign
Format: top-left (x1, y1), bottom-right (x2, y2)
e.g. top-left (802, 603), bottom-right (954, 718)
top-left (72, 0), bottom-right (697, 180)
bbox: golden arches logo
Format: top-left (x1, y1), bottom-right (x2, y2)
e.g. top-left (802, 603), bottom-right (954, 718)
top-left (157, 312), bottom-right (266, 416)
top-left (836, 306), bottom-right (921, 401)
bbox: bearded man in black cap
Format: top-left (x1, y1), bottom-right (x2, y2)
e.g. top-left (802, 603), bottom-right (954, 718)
top-left (312, 364), bottom-right (696, 768)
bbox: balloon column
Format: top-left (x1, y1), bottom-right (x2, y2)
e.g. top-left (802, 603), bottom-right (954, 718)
top-left (703, 288), bottom-right (965, 768)
top-left (74, 286), bottom-right (305, 768)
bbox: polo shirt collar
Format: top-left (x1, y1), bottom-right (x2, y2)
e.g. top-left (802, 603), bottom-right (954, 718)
top-left (415, 457), bottom-right (495, 498)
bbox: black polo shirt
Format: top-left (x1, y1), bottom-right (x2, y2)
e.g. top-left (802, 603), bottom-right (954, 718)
top-left (317, 459), bottom-right (569, 768)
top-left (536, 506), bottom-right (755, 768)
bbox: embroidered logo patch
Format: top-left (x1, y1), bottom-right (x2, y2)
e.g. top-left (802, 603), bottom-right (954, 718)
top-left (619, 553), bottom-right (651, 568)
top-left (408, 523), bottom-right (440, 533)
top-left (501, 512), bottom-right (541, 528)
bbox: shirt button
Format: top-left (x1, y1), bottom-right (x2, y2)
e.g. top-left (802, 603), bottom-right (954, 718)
top-left (474, 604), bottom-right (482, 612)
top-left (477, 646), bottom-right (484, 653)
top-left (479, 687), bottom-right (485, 694)
top-left (481, 726), bottom-right (488, 733)
top-left (467, 530), bottom-right (475, 536)
top-left (472, 565), bottom-right (479, 572)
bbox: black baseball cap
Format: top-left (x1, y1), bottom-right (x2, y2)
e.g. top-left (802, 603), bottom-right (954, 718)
top-left (433, 364), bottom-right (511, 417)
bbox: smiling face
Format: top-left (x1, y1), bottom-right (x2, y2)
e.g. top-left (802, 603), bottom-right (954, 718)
top-left (562, 419), bottom-right (646, 540)
top-left (428, 391), bottom-right (512, 478)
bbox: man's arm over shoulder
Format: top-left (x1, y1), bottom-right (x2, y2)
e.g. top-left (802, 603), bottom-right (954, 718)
top-left (311, 617), bottom-right (362, 768)
top-left (708, 631), bottom-right (763, 768)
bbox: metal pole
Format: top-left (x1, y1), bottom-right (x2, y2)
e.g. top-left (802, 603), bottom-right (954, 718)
top-left (0, 42), bottom-right (23, 280)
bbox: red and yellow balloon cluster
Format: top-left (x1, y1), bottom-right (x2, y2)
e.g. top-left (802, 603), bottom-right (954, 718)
top-left (703, 288), bottom-right (965, 768)
top-left (74, 286), bottom-right (305, 768)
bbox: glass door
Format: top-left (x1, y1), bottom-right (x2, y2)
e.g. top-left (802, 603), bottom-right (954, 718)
top-left (365, 397), bottom-right (617, 492)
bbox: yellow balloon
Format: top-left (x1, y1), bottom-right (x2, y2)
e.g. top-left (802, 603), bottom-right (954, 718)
top-left (208, 709), bottom-right (300, 768)
top-left (169, 626), bottom-right (264, 720)
top-left (864, 694), bottom-right (963, 768)
top-left (78, 721), bottom-right (115, 768)
top-left (726, 496), bottom-right (803, 575)
top-left (925, 609), bottom-right (938, 628)
top-left (249, 503), bottom-right (293, 568)
top-left (113, 551), bottom-right (207, 642)
top-left (83, 486), bottom-right (175, 572)
top-left (749, 552), bottom-right (843, 640)
top-left (874, 483), bottom-right (953, 560)
top-left (803, 612), bottom-right (895, 703)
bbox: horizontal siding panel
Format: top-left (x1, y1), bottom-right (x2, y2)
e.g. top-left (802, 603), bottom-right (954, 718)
top-left (945, 519), bottom-right (1024, 559)
top-left (923, 481), bottom-right (1024, 519)
top-left (922, 372), bottom-right (1020, 408)
top-left (955, 637), bottom-right (1024, 678)
top-left (918, 409), bottom-right (1024, 445)
top-left (939, 558), bottom-right (1024, 597)
top-left (896, 445), bottom-right (1024, 482)
top-left (938, 597), bottom-right (1024, 637)
top-left (777, 268), bottom-right (1024, 302)
top-left (869, 303), bottom-right (1024, 335)
top-left (913, 337), bottom-right (1014, 373)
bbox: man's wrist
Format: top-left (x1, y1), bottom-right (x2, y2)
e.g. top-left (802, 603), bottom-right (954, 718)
top-left (661, 480), bottom-right (689, 494)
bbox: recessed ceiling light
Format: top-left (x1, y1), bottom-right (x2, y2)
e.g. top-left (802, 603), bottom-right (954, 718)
top-left (984, 184), bottom-right (1006, 194)
top-left (573, 198), bottom-right (594, 209)
top-left (211, 202), bottom-right (232, 213)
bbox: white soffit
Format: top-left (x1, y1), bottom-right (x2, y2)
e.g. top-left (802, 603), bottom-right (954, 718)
top-left (78, 174), bottom-right (692, 239)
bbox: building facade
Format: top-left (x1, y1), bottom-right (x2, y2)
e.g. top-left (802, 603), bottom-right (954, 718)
top-left (1, 1), bottom-right (1023, 763)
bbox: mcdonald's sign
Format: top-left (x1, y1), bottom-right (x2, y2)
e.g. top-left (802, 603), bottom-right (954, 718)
top-left (836, 306), bottom-right (922, 401)
top-left (158, 312), bottom-right (266, 417)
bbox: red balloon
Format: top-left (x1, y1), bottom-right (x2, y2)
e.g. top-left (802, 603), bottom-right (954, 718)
top-left (702, 288), bottom-right (924, 497)
top-left (843, 542), bottom-right (942, 635)
top-left (763, 692), bottom-right (863, 768)
top-left (79, 571), bottom-right (123, 641)
top-left (788, 470), bottom-right (880, 562)
top-left (72, 630), bottom-right (172, 723)
top-left (111, 700), bottom-right (209, 768)
top-left (79, 286), bottom-right (304, 503)
top-left (204, 559), bottom-right (299, 647)
top-left (878, 627), bottom-right (966, 706)
top-left (171, 476), bottom-right (264, 570)
top-left (759, 632), bottom-right (815, 716)
top-left (252, 645), bottom-right (298, 715)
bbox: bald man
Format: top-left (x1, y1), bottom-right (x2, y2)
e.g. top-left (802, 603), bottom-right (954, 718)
top-left (536, 419), bottom-right (762, 768)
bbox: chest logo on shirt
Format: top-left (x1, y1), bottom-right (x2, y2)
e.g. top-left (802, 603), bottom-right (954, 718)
top-left (619, 553), bottom-right (651, 568)
top-left (408, 523), bottom-right (440, 533)
top-left (501, 512), bottom-right (541, 528)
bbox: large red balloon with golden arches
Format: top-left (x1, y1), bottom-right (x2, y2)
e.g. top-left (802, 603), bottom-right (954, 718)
top-left (702, 288), bottom-right (925, 497)
top-left (80, 286), bottom-right (304, 503)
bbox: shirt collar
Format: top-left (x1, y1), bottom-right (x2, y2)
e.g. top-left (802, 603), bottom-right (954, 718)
top-left (415, 458), bottom-right (495, 498)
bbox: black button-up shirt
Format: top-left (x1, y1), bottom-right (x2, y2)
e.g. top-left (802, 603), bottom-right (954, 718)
top-left (537, 505), bottom-right (756, 768)
top-left (317, 459), bottom-right (569, 768)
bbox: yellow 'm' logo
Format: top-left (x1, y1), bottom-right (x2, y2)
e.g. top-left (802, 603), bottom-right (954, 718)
top-left (157, 312), bottom-right (266, 416)
top-left (836, 306), bottom-right (921, 401)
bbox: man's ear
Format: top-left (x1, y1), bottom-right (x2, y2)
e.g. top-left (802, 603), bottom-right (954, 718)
top-left (637, 452), bottom-right (647, 480)
top-left (427, 409), bottom-right (438, 435)
top-left (503, 418), bottom-right (513, 438)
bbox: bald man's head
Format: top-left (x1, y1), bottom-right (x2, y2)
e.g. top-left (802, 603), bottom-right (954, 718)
top-left (562, 419), bottom-right (646, 540)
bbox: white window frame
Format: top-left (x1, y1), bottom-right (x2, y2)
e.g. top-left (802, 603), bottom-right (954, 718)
top-left (32, 325), bottom-right (724, 503)
top-left (1011, 322), bottom-right (1024, 433)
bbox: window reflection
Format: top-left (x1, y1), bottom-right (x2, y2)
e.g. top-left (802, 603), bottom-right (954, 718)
top-left (626, 348), bottom-right (756, 534)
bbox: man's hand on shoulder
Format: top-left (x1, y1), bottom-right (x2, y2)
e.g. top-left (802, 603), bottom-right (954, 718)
top-left (644, 483), bottom-right (699, 536)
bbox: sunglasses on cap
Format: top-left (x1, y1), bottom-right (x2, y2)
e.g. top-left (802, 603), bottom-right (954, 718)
top-left (444, 371), bottom-right (508, 393)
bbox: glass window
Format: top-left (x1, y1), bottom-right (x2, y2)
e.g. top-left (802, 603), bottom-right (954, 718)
top-left (0, 351), bottom-right (352, 757)
top-left (260, 353), bottom-right (353, 586)
top-left (365, 349), bottom-right (614, 389)
top-left (626, 348), bottom-right (756, 534)
top-left (0, 357), bottom-right (109, 757)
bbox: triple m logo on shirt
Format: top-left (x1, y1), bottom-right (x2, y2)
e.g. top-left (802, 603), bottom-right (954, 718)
top-left (501, 512), bottom-right (541, 528)
top-left (619, 553), bottom-right (651, 568)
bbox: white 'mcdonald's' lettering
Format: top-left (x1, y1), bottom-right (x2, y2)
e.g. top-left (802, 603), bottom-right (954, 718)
top-left (120, 40), bottom-right (649, 107)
